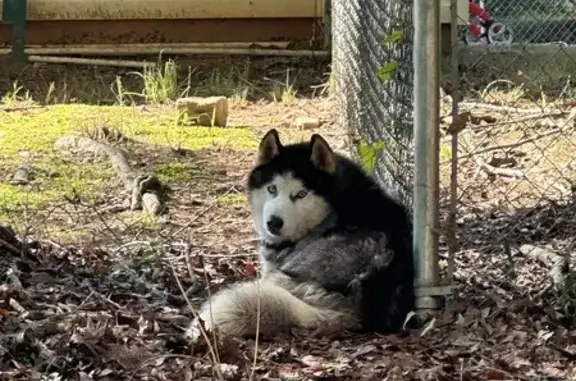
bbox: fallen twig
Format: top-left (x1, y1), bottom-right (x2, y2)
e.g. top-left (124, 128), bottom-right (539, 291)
top-left (458, 130), bottom-right (525, 179)
top-left (55, 136), bottom-right (166, 217)
top-left (0, 226), bottom-right (25, 256)
top-left (442, 108), bottom-right (576, 166)
top-left (480, 110), bottom-right (567, 128)
top-left (463, 128), bottom-right (568, 160)
top-left (0, 237), bottom-right (22, 256)
top-left (519, 244), bottom-right (569, 287)
top-left (460, 102), bottom-right (557, 114)
top-left (454, 109), bottom-right (576, 162)
top-left (473, 156), bottom-right (524, 179)
top-left (549, 343), bottom-right (576, 360)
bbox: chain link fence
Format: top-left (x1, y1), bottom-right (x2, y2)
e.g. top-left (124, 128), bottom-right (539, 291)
top-left (461, 0), bottom-right (576, 45)
top-left (446, 0), bottom-right (576, 316)
top-left (331, 0), bottom-right (414, 208)
top-left (331, 0), bottom-right (576, 312)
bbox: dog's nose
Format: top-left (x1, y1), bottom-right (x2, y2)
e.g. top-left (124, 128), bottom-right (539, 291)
top-left (266, 215), bottom-right (284, 235)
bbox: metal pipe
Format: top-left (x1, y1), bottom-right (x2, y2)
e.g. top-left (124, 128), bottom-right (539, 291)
top-left (2, 0), bottom-right (27, 63)
top-left (0, 45), bottom-right (329, 58)
top-left (447, 0), bottom-right (460, 284)
top-left (0, 42), bottom-right (291, 56)
top-left (323, 0), bottom-right (332, 50)
top-left (27, 55), bottom-right (155, 68)
top-left (412, 0), bottom-right (441, 305)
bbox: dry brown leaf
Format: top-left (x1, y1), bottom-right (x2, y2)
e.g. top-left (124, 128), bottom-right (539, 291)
top-left (300, 355), bottom-right (328, 370)
top-left (485, 369), bottom-right (507, 380)
top-left (445, 111), bottom-right (471, 135)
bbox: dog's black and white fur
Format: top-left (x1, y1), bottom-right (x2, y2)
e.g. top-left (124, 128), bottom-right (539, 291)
top-left (185, 129), bottom-right (415, 339)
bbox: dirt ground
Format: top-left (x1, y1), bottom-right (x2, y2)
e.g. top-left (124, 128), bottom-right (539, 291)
top-left (1, 57), bottom-right (576, 380)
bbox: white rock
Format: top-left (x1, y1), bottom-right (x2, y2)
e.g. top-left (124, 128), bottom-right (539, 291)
top-left (176, 96), bottom-right (229, 127)
top-left (294, 116), bottom-right (321, 130)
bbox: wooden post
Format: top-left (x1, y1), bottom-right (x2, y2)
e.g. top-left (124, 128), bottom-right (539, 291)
top-left (2, 0), bottom-right (28, 64)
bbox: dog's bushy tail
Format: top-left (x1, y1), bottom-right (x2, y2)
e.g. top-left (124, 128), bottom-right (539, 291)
top-left (186, 279), bottom-right (358, 339)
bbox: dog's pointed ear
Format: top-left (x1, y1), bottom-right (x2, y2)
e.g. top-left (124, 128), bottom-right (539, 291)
top-left (310, 134), bottom-right (336, 174)
top-left (256, 129), bottom-right (282, 166)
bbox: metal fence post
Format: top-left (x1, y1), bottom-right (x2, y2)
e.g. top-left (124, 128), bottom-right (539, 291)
top-left (412, 0), bottom-right (442, 311)
top-left (2, 0), bottom-right (28, 64)
top-left (323, 0), bottom-right (332, 50)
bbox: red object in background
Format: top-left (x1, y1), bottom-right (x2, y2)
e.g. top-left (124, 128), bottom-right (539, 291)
top-left (469, 2), bottom-right (491, 21)
top-left (468, 2), bottom-right (493, 38)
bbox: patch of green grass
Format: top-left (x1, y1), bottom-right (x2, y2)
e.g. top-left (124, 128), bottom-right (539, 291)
top-left (268, 69), bottom-right (298, 104)
top-left (125, 59), bottom-right (185, 104)
top-left (0, 160), bottom-right (115, 219)
top-left (216, 193), bottom-right (247, 206)
top-left (0, 107), bottom-right (78, 157)
top-left (1, 104), bottom-right (257, 153)
top-left (0, 184), bottom-right (59, 212)
top-left (154, 162), bottom-right (196, 183)
top-left (440, 141), bottom-right (452, 162)
top-left (199, 65), bottom-right (250, 100)
top-left (132, 124), bottom-right (257, 151)
top-left (117, 211), bottom-right (160, 229)
top-left (41, 159), bottom-right (116, 196)
top-left (1, 80), bottom-right (34, 106)
top-left (0, 104), bottom-right (255, 223)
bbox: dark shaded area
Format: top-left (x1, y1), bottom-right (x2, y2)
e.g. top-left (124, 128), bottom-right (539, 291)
top-left (0, 18), bottom-right (324, 46)
top-left (0, 55), bottom-right (332, 105)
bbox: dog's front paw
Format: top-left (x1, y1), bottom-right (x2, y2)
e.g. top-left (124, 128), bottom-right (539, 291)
top-left (183, 317), bottom-right (202, 342)
top-left (183, 314), bottom-right (212, 343)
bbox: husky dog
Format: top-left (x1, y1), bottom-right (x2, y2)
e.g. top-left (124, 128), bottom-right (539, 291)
top-left (185, 129), bottom-right (415, 339)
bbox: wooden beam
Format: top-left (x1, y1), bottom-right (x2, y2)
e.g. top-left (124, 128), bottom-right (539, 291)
top-left (0, 0), bottom-right (325, 20)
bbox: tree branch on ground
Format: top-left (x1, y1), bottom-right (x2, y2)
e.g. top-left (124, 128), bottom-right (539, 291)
top-left (519, 244), bottom-right (570, 287)
top-left (55, 132), bottom-right (166, 217)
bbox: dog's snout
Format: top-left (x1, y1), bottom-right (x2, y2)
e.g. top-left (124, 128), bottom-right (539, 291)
top-left (266, 215), bottom-right (284, 235)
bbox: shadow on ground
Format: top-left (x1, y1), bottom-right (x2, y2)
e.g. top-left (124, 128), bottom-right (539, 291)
top-left (0, 56), bottom-right (332, 105)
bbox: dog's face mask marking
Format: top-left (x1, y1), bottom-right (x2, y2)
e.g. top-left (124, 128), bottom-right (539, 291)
top-left (254, 129), bottom-right (336, 174)
top-left (250, 173), bottom-right (331, 242)
top-left (248, 129), bottom-right (336, 243)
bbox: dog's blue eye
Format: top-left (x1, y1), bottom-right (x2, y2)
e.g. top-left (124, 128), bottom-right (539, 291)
top-left (296, 190), bottom-right (308, 199)
top-left (267, 185), bottom-right (277, 194)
